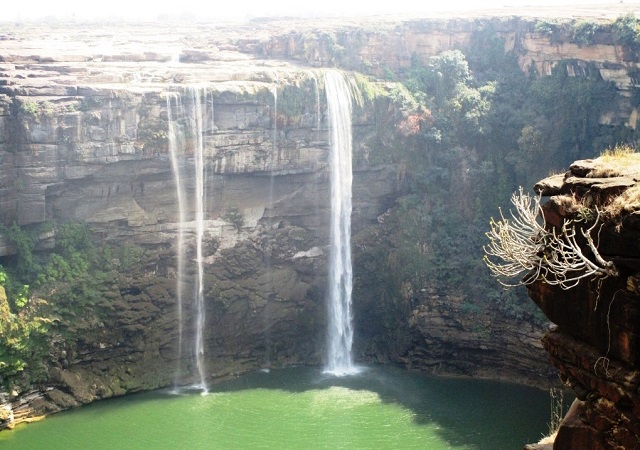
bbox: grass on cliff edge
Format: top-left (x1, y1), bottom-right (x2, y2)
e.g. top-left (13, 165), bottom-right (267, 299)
top-left (591, 145), bottom-right (640, 217)
top-left (592, 144), bottom-right (640, 178)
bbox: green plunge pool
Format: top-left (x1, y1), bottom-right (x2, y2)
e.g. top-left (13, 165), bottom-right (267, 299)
top-left (0, 365), bottom-right (551, 449)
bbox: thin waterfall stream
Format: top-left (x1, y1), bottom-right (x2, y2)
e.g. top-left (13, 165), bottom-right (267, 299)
top-left (263, 77), bottom-right (279, 372)
top-left (166, 86), bottom-right (211, 393)
top-left (189, 86), bottom-right (209, 393)
top-left (324, 70), bottom-right (357, 376)
top-left (166, 93), bottom-right (186, 389)
top-left (167, 72), bottom-right (358, 384)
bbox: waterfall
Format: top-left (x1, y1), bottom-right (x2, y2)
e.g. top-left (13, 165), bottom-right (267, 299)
top-left (188, 86), bottom-right (209, 393)
top-left (262, 78), bottom-right (279, 372)
top-left (166, 86), bottom-right (211, 393)
top-left (166, 93), bottom-right (186, 390)
top-left (324, 71), bottom-right (357, 376)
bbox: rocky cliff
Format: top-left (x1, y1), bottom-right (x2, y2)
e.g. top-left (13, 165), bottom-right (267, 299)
top-left (0, 9), bottom-right (638, 428)
top-left (0, 22), bottom-right (405, 427)
top-left (527, 155), bottom-right (640, 449)
top-left (258, 11), bottom-right (639, 131)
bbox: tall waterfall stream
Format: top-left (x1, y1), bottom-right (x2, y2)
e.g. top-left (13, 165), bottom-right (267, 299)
top-left (166, 87), bottom-right (211, 393)
top-left (324, 71), bottom-right (357, 376)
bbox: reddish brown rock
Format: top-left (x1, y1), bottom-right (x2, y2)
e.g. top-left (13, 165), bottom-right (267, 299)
top-left (555, 400), bottom-right (608, 450)
top-left (528, 157), bottom-right (640, 450)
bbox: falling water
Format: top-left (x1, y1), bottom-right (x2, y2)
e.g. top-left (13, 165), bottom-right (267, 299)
top-left (263, 77), bottom-right (279, 372)
top-left (311, 72), bottom-right (321, 142)
top-left (324, 71), bottom-right (357, 376)
top-left (188, 86), bottom-right (209, 393)
top-left (166, 93), bottom-right (186, 390)
top-left (166, 87), bottom-right (211, 393)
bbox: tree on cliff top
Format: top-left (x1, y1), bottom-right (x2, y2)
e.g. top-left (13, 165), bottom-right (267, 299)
top-left (406, 50), bottom-right (494, 149)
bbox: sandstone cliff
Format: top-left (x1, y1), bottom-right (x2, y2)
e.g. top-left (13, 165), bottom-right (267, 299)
top-left (0, 21), bottom-right (407, 428)
top-left (258, 13), bottom-right (639, 131)
top-left (0, 9), bottom-right (638, 429)
top-left (528, 154), bottom-right (640, 449)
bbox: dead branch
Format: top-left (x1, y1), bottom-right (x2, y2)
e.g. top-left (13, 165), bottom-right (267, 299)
top-left (484, 188), bottom-right (618, 289)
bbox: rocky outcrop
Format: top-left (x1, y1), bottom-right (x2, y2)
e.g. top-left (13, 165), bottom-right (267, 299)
top-left (3, 10), bottom-right (637, 428)
top-left (0, 23), bottom-right (406, 427)
top-left (394, 288), bottom-right (553, 385)
top-left (529, 157), bottom-right (640, 449)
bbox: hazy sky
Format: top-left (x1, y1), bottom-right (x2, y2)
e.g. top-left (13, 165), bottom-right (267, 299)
top-left (2, 0), bottom-right (636, 21)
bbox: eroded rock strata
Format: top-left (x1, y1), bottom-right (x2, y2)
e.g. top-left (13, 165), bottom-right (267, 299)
top-left (529, 158), bottom-right (640, 450)
top-left (0, 22), bottom-right (407, 428)
top-left (0, 8), bottom-right (639, 429)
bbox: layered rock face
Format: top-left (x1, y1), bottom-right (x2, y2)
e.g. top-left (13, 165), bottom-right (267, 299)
top-left (2, 10), bottom-right (637, 428)
top-left (0, 23), bottom-right (403, 425)
top-left (530, 159), bottom-right (640, 449)
top-left (259, 11), bottom-right (640, 131)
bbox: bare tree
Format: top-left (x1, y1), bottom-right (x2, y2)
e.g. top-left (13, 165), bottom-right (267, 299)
top-left (483, 188), bottom-right (618, 289)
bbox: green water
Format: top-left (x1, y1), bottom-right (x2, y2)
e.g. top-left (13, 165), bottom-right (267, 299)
top-left (0, 366), bottom-right (550, 449)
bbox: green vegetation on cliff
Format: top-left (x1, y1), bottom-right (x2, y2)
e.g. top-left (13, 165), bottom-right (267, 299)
top-left (0, 222), bottom-right (148, 389)
top-left (0, 269), bottom-right (50, 387)
top-left (534, 13), bottom-right (640, 49)
top-left (354, 24), bottom-right (635, 352)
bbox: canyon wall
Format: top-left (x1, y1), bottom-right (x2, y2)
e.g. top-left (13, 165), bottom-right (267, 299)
top-left (527, 160), bottom-right (640, 450)
top-left (0, 10), bottom-right (638, 427)
top-left (0, 23), bottom-right (408, 426)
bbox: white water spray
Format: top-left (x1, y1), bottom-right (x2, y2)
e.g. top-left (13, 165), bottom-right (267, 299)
top-left (166, 86), bottom-right (211, 393)
top-left (263, 77), bottom-right (279, 371)
top-left (324, 71), bottom-right (357, 376)
top-left (167, 93), bottom-right (186, 390)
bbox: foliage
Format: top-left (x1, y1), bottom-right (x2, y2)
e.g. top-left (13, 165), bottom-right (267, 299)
top-left (360, 25), bottom-right (633, 330)
top-left (407, 50), bottom-right (471, 106)
top-left (526, 63), bottom-right (617, 170)
top-left (224, 207), bottom-right (245, 231)
top-left (0, 222), bottom-right (120, 388)
top-left (277, 77), bottom-right (319, 118)
top-left (20, 101), bottom-right (41, 117)
top-left (488, 59), bottom-right (619, 189)
top-left (2, 222), bottom-right (42, 281)
top-left (612, 13), bottom-right (640, 48)
top-left (0, 268), bottom-right (51, 388)
top-left (18, 99), bottom-right (55, 121)
top-left (467, 22), bottom-right (515, 82)
top-left (114, 243), bottom-right (145, 272)
top-left (535, 19), bottom-right (565, 45)
top-left (353, 73), bottom-right (386, 104)
top-left (35, 224), bottom-right (116, 335)
top-left (137, 118), bottom-right (168, 151)
top-left (572, 20), bottom-right (603, 47)
top-left (405, 50), bottom-right (495, 149)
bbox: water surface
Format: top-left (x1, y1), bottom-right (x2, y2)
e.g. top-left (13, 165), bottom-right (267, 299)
top-left (0, 366), bottom-right (551, 449)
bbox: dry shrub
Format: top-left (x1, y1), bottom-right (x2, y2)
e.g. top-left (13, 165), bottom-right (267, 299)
top-left (605, 184), bottom-right (640, 218)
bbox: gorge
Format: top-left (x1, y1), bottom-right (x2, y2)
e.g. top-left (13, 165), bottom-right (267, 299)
top-left (0, 5), bottom-right (640, 449)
